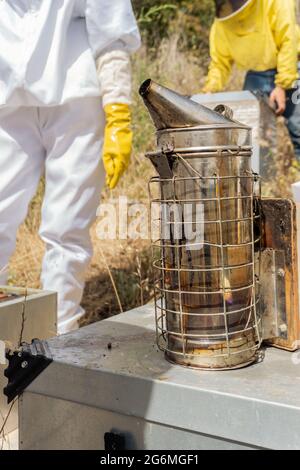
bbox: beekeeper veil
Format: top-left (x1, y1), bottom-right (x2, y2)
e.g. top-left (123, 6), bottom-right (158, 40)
top-left (214, 0), bottom-right (254, 20)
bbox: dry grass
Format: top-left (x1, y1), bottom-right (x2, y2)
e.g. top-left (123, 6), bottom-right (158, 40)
top-left (261, 118), bottom-right (300, 198)
top-left (8, 37), bottom-right (300, 325)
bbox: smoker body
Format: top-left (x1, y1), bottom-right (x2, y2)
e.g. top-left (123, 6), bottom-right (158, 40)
top-left (144, 84), bottom-right (262, 369)
top-left (18, 306), bottom-right (300, 450)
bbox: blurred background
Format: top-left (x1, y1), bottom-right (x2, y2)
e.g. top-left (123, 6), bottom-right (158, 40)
top-left (9, 0), bottom-right (300, 325)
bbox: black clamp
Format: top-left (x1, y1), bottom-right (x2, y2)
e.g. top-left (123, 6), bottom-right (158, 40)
top-left (3, 339), bottom-right (53, 404)
top-left (104, 432), bottom-right (126, 451)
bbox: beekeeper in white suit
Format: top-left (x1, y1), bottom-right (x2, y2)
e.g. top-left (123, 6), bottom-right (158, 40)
top-left (0, 0), bottom-right (141, 334)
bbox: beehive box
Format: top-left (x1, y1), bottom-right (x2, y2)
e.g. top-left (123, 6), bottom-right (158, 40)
top-left (192, 90), bottom-right (277, 176)
top-left (0, 286), bottom-right (56, 438)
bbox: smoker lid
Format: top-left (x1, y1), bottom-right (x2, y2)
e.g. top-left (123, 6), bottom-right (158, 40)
top-left (156, 122), bottom-right (251, 133)
top-left (155, 122), bottom-right (252, 152)
top-left (140, 79), bottom-right (241, 130)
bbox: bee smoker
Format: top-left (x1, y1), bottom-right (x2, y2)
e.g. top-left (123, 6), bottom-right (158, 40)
top-left (140, 79), bottom-right (300, 370)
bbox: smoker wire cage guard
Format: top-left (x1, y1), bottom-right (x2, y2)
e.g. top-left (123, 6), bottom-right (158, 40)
top-left (148, 125), bottom-right (262, 370)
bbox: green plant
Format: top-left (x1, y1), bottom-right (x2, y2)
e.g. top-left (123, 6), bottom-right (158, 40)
top-left (132, 0), bottom-right (215, 55)
top-left (138, 4), bottom-right (177, 26)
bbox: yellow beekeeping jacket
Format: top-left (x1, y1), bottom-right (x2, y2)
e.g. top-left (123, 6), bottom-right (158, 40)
top-left (203, 0), bottom-right (300, 92)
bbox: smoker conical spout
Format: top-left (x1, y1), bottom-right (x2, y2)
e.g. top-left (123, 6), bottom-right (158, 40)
top-left (139, 79), bottom-right (234, 130)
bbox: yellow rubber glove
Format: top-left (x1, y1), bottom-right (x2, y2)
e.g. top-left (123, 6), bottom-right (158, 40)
top-left (103, 103), bottom-right (133, 190)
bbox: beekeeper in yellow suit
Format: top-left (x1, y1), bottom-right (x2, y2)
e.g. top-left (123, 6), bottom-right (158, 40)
top-left (204, 0), bottom-right (300, 159)
top-left (0, 1), bottom-right (141, 334)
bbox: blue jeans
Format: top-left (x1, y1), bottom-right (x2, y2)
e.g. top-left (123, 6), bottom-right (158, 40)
top-left (243, 66), bottom-right (300, 160)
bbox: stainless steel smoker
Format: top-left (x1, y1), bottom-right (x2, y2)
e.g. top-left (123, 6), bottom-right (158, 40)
top-left (140, 79), bottom-right (300, 370)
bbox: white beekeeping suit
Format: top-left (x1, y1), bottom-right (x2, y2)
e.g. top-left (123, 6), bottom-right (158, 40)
top-left (0, 0), bottom-right (141, 334)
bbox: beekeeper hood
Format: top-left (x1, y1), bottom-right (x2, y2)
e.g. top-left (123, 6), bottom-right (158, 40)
top-left (214, 0), bottom-right (254, 20)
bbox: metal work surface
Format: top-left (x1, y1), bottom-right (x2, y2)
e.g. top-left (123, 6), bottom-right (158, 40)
top-left (22, 305), bottom-right (300, 449)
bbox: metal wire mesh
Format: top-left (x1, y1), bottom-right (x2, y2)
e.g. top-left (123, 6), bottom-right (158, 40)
top-left (149, 147), bottom-right (262, 370)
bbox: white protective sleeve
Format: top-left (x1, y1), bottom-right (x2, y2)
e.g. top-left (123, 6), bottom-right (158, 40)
top-left (84, 0), bottom-right (140, 107)
top-left (85, 0), bottom-right (141, 58)
top-left (96, 49), bottom-right (132, 107)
